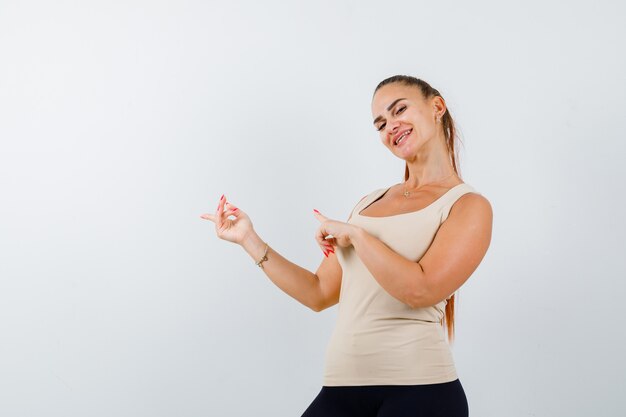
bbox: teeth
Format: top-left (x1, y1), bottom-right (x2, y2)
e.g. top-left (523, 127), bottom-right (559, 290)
top-left (395, 130), bottom-right (411, 145)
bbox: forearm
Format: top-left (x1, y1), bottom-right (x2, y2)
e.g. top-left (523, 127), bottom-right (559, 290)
top-left (350, 227), bottom-right (429, 308)
top-left (241, 231), bottom-right (322, 311)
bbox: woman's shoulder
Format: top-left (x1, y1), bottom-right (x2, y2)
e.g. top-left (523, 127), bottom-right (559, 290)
top-left (453, 182), bottom-right (489, 205)
top-left (443, 184), bottom-right (492, 223)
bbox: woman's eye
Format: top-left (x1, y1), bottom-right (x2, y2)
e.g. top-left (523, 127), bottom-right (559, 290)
top-left (376, 106), bottom-right (406, 131)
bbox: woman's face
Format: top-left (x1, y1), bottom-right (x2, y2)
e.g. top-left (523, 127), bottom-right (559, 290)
top-left (371, 83), bottom-right (442, 158)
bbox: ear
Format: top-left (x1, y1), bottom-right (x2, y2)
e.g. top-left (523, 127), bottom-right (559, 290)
top-left (432, 96), bottom-right (446, 120)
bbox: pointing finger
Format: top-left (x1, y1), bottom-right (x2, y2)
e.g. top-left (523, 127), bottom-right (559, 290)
top-left (313, 209), bottom-right (328, 221)
top-left (217, 194), bottom-right (226, 228)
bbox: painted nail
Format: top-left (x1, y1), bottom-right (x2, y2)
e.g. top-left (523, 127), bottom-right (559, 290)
top-left (233, 208), bottom-right (238, 211)
top-left (220, 194), bottom-right (224, 201)
top-left (323, 250), bottom-right (328, 257)
top-left (313, 209), bottom-right (320, 214)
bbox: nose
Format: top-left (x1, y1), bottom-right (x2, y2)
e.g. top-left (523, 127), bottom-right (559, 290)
top-left (386, 119), bottom-right (401, 137)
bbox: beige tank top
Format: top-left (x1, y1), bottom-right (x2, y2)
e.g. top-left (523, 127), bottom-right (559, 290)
top-left (322, 182), bottom-right (479, 386)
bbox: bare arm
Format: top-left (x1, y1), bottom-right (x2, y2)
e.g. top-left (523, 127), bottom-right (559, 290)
top-left (237, 193), bottom-right (369, 312)
top-left (241, 231), bottom-right (341, 312)
top-left (350, 193), bottom-right (493, 308)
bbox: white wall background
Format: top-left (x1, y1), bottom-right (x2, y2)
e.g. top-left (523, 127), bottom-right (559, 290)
top-left (1, 1), bottom-right (624, 416)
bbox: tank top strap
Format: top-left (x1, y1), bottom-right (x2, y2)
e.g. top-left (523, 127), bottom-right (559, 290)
top-left (439, 183), bottom-right (481, 223)
top-left (357, 187), bottom-right (390, 216)
top-left (347, 188), bottom-right (389, 221)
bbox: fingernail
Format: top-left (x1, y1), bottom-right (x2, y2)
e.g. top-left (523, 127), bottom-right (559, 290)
top-left (220, 194), bottom-right (224, 201)
top-left (233, 208), bottom-right (238, 211)
top-left (323, 250), bottom-right (328, 257)
top-left (313, 209), bottom-right (320, 214)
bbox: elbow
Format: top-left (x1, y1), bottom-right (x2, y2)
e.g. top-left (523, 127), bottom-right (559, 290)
top-left (309, 299), bottom-right (325, 313)
top-left (406, 266), bottom-right (431, 309)
top-left (404, 286), bottom-right (425, 309)
top-left (407, 292), bottom-right (433, 309)
top-left (406, 292), bottom-right (428, 309)
top-left (310, 297), bottom-right (337, 313)
top-left (310, 304), bottom-right (331, 313)
top-left (408, 283), bottom-right (447, 308)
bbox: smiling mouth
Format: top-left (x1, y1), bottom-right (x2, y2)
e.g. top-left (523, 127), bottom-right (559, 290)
top-left (394, 129), bottom-right (412, 146)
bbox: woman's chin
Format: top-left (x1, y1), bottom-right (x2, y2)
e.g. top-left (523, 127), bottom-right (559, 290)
top-left (394, 142), bottom-right (413, 156)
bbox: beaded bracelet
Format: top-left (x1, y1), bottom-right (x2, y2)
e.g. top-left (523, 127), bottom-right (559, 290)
top-left (255, 242), bottom-right (269, 269)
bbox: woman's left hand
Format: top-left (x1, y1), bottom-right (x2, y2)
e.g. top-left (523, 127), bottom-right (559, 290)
top-left (313, 209), bottom-right (360, 252)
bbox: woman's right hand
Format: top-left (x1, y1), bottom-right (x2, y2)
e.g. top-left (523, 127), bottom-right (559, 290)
top-left (200, 194), bottom-right (254, 245)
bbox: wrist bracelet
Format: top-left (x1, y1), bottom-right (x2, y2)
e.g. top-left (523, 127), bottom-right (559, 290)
top-left (255, 242), bottom-right (269, 269)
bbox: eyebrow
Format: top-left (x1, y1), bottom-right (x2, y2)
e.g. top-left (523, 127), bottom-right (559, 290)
top-left (373, 98), bottom-right (407, 125)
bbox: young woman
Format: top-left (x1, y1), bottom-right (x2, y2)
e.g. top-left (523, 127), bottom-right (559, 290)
top-left (201, 75), bottom-right (493, 417)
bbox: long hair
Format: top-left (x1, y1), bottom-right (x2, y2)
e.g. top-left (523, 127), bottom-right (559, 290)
top-left (373, 75), bottom-right (464, 345)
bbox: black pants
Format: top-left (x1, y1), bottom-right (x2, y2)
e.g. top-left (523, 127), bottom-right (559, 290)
top-left (301, 378), bottom-right (468, 417)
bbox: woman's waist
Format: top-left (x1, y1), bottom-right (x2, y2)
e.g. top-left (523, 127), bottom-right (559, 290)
top-left (337, 294), bottom-right (446, 323)
top-left (323, 328), bottom-right (457, 384)
top-left (335, 313), bottom-right (445, 332)
top-left (328, 318), bottom-right (449, 353)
